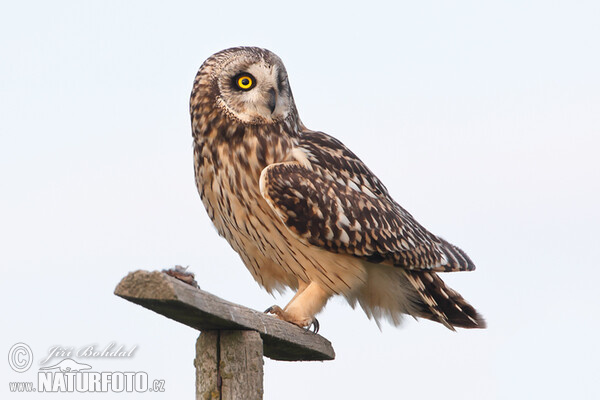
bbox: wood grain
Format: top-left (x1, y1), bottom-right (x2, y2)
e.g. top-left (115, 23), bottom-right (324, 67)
top-left (115, 270), bottom-right (335, 361)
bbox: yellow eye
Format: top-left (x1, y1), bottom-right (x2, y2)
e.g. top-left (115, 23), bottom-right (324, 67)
top-left (236, 74), bottom-right (254, 90)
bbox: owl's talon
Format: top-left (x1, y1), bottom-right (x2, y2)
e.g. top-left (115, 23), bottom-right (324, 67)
top-left (305, 318), bottom-right (319, 334)
top-left (264, 305), bottom-right (283, 316)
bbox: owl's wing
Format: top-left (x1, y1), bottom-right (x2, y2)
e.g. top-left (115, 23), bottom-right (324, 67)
top-left (259, 131), bottom-right (475, 272)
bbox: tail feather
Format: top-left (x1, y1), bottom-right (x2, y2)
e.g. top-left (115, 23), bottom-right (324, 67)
top-left (404, 270), bottom-right (486, 330)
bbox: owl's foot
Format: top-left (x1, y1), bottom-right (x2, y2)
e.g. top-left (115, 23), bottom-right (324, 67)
top-left (264, 305), bottom-right (320, 333)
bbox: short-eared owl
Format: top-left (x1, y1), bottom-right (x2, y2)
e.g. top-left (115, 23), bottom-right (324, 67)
top-left (190, 47), bottom-right (485, 331)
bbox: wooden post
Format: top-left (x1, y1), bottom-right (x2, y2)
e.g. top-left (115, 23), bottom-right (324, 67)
top-left (115, 270), bottom-right (335, 399)
top-left (195, 332), bottom-right (220, 400)
top-left (196, 331), bottom-right (264, 400)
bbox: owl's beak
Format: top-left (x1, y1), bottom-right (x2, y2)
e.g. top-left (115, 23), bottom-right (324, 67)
top-left (267, 87), bottom-right (277, 114)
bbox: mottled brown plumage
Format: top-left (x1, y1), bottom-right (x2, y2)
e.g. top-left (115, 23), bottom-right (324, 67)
top-left (190, 46), bottom-right (485, 330)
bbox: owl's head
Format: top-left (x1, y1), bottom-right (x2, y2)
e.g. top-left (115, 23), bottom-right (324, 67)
top-left (191, 47), bottom-right (297, 126)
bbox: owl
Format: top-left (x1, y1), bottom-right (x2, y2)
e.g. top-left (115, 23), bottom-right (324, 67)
top-left (190, 47), bottom-right (485, 332)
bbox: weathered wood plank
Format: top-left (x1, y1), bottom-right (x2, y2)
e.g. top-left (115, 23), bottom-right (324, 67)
top-left (114, 270), bottom-right (335, 361)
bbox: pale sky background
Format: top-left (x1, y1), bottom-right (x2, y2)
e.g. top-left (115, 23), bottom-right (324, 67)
top-left (1, 1), bottom-right (599, 399)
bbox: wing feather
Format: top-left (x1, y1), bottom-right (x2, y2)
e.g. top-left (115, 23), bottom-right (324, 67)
top-left (259, 131), bottom-right (475, 272)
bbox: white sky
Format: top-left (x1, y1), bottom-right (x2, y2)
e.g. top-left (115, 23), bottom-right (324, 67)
top-left (1, 1), bottom-right (599, 399)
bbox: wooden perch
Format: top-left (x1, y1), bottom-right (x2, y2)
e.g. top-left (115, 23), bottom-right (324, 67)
top-left (114, 270), bottom-right (335, 362)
